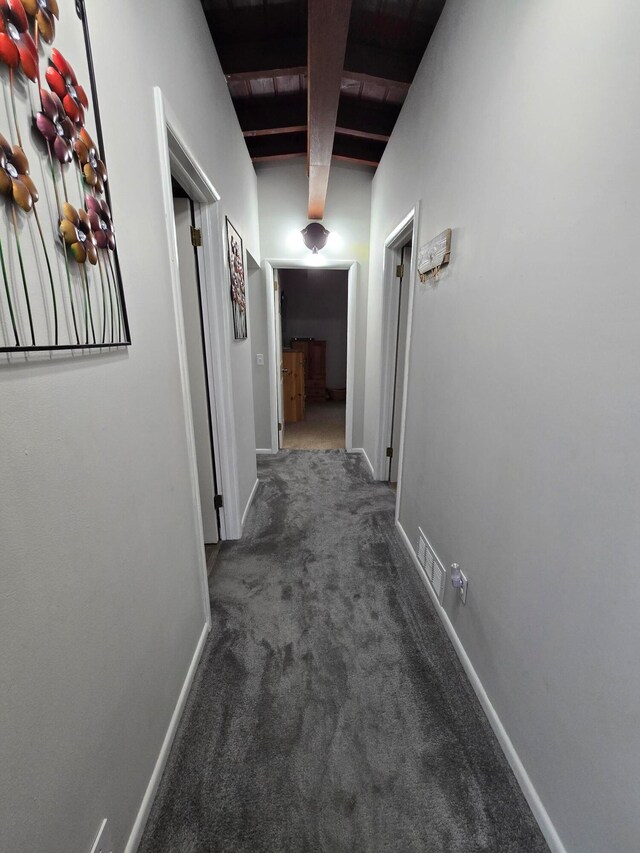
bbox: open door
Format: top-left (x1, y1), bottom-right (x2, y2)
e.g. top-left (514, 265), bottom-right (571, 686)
top-left (172, 193), bottom-right (220, 544)
top-left (274, 268), bottom-right (285, 449)
top-left (388, 242), bottom-right (412, 484)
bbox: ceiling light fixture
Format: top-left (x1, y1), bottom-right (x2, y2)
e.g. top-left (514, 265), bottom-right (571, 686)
top-left (301, 221), bottom-right (330, 254)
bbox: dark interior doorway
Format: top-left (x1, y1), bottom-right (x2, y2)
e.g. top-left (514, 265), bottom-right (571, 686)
top-left (279, 268), bottom-right (348, 450)
top-left (171, 177), bottom-right (221, 558)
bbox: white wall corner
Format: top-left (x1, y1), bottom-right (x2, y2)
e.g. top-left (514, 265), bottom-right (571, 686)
top-left (351, 448), bottom-right (375, 479)
top-left (394, 519), bottom-right (568, 853)
top-left (124, 621), bottom-right (210, 853)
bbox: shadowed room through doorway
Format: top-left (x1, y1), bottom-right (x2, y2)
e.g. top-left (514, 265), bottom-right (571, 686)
top-left (280, 268), bottom-right (348, 450)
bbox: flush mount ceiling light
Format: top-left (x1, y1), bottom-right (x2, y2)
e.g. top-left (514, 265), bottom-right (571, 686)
top-left (301, 221), bottom-right (330, 253)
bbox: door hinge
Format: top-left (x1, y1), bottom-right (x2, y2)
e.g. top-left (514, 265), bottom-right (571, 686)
top-left (214, 494), bottom-right (223, 509)
top-left (274, 280), bottom-right (279, 292)
top-left (396, 264), bottom-right (404, 278)
top-left (278, 421), bottom-right (282, 431)
top-left (386, 446), bottom-right (394, 458)
top-left (190, 227), bottom-right (202, 247)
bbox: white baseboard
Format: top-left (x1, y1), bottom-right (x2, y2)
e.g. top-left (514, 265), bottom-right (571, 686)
top-left (395, 519), bottom-right (567, 853)
top-left (351, 447), bottom-right (375, 478)
top-left (124, 622), bottom-right (210, 853)
top-left (241, 478), bottom-right (260, 530)
top-left (256, 448), bottom-right (276, 455)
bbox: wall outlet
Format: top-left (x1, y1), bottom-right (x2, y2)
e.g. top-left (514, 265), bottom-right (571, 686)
top-left (458, 570), bottom-right (468, 605)
top-left (90, 819), bottom-right (113, 853)
top-left (256, 353), bottom-right (264, 366)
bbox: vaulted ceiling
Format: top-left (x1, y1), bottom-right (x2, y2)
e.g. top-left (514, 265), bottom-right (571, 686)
top-left (200, 0), bottom-right (446, 218)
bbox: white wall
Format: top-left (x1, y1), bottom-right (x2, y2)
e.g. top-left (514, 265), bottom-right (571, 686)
top-left (365, 2), bottom-right (640, 852)
top-left (0, 2), bottom-right (258, 851)
top-left (280, 269), bottom-right (349, 389)
top-left (257, 160), bottom-right (371, 447)
top-left (229, 288), bottom-right (259, 509)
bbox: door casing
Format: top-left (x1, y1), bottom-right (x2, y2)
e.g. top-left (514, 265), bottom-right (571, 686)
top-left (172, 196), bottom-right (220, 544)
top-left (375, 205), bottom-right (421, 522)
top-left (264, 258), bottom-right (358, 453)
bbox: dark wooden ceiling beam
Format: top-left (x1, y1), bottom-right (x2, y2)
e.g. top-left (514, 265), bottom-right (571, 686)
top-left (335, 127), bottom-right (389, 143)
top-left (252, 152), bottom-right (306, 163)
top-left (336, 97), bottom-right (401, 139)
top-left (307, 0), bottom-right (353, 219)
top-left (245, 125), bottom-right (307, 139)
top-left (246, 131), bottom-right (306, 161)
top-left (332, 153), bottom-right (378, 168)
top-left (341, 69), bottom-right (410, 95)
top-left (332, 134), bottom-right (386, 166)
top-left (235, 92), bottom-right (398, 143)
top-left (225, 66), bottom-right (307, 84)
top-left (235, 93), bottom-right (307, 136)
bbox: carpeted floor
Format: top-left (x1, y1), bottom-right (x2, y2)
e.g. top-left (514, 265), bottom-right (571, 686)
top-left (139, 451), bottom-right (549, 853)
top-left (283, 402), bottom-right (345, 450)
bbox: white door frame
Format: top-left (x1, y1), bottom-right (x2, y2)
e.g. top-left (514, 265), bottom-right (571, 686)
top-left (375, 205), bottom-right (420, 520)
top-left (264, 259), bottom-right (358, 453)
top-left (272, 268), bottom-right (284, 450)
top-left (155, 88), bottom-right (244, 604)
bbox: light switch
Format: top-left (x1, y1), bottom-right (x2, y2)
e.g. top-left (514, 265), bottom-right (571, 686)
top-left (256, 353), bottom-right (264, 366)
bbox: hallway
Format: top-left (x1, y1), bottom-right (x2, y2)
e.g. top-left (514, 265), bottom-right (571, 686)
top-left (140, 452), bottom-right (547, 852)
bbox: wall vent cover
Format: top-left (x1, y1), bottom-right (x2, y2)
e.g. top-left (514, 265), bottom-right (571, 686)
top-left (417, 527), bottom-right (446, 603)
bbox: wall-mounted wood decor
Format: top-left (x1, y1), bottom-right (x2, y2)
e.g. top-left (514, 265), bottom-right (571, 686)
top-left (0, 0), bottom-right (130, 353)
top-left (417, 228), bottom-right (451, 282)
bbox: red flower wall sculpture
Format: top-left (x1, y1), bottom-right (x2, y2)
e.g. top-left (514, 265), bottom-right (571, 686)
top-left (75, 129), bottom-right (107, 193)
top-left (86, 195), bottom-right (115, 251)
top-left (20, 0), bottom-right (58, 44)
top-left (59, 202), bottom-right (98, 265)
top-left (0, 133), bottom-right (38, 211)
top-left (46, 48), bottom-right (89, 126)
top-left (0, 0), bottom-right (37, 80)
top-left (35, 89), bottom-right (75, 164)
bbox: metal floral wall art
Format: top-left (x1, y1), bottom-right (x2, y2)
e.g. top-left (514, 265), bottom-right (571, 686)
top-left (0, 0), bottom-right (129, 353)
top-left (225, 217), bottom-right (246, 340)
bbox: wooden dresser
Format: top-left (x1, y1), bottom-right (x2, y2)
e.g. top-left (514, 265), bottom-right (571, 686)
top-left (291, 338), bottom-right (326, 403)
top-left (282, 349), bottom-right (305, 422)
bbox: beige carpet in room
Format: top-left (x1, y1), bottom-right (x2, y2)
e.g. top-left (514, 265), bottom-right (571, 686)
top-left (283, 402), bottom-right (345, 450)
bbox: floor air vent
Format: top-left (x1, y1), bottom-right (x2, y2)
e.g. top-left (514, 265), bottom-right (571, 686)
top-left (417, 527), bottom-right (446, 603)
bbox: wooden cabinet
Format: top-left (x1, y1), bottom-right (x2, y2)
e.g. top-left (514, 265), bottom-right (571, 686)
top-left (282, 349), bottom-right (305, 422)
top-left (291, 339), bottom-right (326, 402)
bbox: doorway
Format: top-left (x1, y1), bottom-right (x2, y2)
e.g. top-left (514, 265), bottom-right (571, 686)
top-left (387, 241), bottom-right (412, 485)
top-left (171, 179), bottom-right (221, 565)
top-left (155, 84), bottom-right (251, 637)
top-left (265, 259), bottom-right (358, 454)
top-left (377, 206), bottom-right (420, 516)
top-left (279, 268), bottom-right (348, 450)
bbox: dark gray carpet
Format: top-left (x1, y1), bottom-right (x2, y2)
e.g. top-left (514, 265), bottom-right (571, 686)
top-left (139, 450), bottom-right (548, 853)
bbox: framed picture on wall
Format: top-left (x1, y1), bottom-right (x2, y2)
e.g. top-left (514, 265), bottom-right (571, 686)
top-left (225, 217), bottom-right (246, 340)
top-left (0, 0), bottom-right (130, 353)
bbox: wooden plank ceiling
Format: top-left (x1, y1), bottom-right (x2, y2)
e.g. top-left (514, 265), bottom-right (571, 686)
top-left (200, 0), bottom-right (446, 218)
